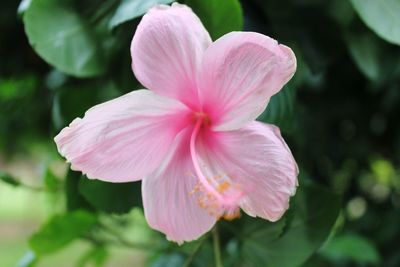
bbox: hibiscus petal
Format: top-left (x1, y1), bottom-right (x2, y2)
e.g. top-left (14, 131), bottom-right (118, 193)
top-left (54, 90), bottom-right (190, 182)
top-left (142, 128), bottom-right (216, 243)
top-left (199, 32), bottom-right (296, 131)
top-left (197, 122), bottom-right (298, 221)
top-left (131, 3), bottom-right (211, 108)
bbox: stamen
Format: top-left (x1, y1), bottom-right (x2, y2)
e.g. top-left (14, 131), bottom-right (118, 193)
top-left (190, 117), bottom-right (223, 202)
top-left (189, 114), bottom-right (242, 220)
top-left (222, 208), bottom-right (242, 221)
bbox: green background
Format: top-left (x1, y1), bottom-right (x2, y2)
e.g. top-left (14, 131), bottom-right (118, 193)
top-left (1, 0), bottom-right (400, 266)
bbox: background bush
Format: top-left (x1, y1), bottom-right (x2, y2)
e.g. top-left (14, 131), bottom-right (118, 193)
top-left (1, 0), bottom-right (400, 266)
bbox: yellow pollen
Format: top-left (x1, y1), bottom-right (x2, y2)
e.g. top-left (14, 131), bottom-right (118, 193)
top-left (217, 181), bottom-right (231, 193)
top-left (221, 209), bottom-right (242, 221)
top-left (188, 174), bottom-right (243, 221)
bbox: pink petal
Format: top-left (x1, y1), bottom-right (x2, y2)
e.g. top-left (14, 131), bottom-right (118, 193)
top-left (197, 122), bottom-right (298, 221)
top-left (142, 129), bottom-right (216, 243)
top-left (54, 90), bottom-right (190, 182)
top-left (131, 3), bottom-right (211, 108)
top-left (199, 32), bottom-right (296, 131)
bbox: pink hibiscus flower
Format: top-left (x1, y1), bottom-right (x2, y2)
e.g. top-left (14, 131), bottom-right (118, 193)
top-left (55, 3), bottom-right (298, 243)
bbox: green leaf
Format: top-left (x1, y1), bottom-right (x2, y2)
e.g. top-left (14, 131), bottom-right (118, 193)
top-left (23, 0), bottom-right (106, 77)
top-left (0, 171), bottom-right (20, 187)
top-left (52, 82), bottom-right (120, 130)
top-left (17, 0), bottom-right (32, 16)
top-left (320, 233), bottom-right (380, 264)
top-left (65, 170), bottom-right (93, 212)
top-left (186, 0), bottom-right (243, 39)
top-left (350, 0), bottom-right (400, 45)
top-left (241, 218), bottom-right (286, 245)
top-left (29, 210), bottom-right (97, 255)
top-left (345, 32), bottom-right (382, 81)
top-left (52, 85), bottom-right (97, 130)
top-left (109, 0), bottom-right (174, 29)
top-left (242, 182), bottom-right (341, 267)
top-left (43, 167), bottom-right (61, 191)
top-left (79, 178), bottom-right (141, 214)
top-left (77, 246), bottom-right (108, 267)
top-left (345, 30), bottom-right (400, 84)
top-left (257, 84), bottom-right (296, 132)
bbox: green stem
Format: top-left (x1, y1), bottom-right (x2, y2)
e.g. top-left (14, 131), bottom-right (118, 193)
top-left (212, 226), bottom-right (224, 267)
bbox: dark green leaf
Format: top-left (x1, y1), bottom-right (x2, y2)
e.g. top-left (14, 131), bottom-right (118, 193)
top-left (242, 182), bottom-right (341, 267)
top-left (23, 0), bottom-right (106, 77)
top-left (320, 233), bottom-right (380, 264)
top-left (52, 82), bottom-right (120, 130)
top-left (0, 171), bottom-right (20, 187)
top-left (65, 169), bottom-right (93, 212)
top-left (350, 0), bottom-right (400, 45)
top-left (186, 0), bottom-right (243, 39)
top-left (224, 239), bottom-right (241, 267)
top-left (242, 218), bottom-right (286, 245)
top-left (109, 0), bottom-right (174, 29)
top-left (29, 210), bottom-right (97, 255)
top-left (257, 84), bottom-right (296, 132)
top-left (79, 178), bottom-right (141, 214)
top-left (345, 31), bottom-right (381, 81)
top-left (345, 30), bottom-right (400, 84)
top-left (52, 85), bottom-right (93, 129)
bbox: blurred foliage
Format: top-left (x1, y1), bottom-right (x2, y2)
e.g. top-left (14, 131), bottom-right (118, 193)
top-left (241, 182), bottom-right (340, 267)
top-left (186, 0), bottom-right (243, 40)
top-left (23, 0), bottom-right (108, 77)
top-left (320, 233), bottom-right (380, 265)
top-left (350, 0), bottom-right (400, 45)
top-left (29, 210), bottom-right (98, 256)
top-left (78, 177), bottom-right (142, 214)
top-left (0, 171), bottom-right (21, 187)
top-left (1, 0), bottom-right (400, 266)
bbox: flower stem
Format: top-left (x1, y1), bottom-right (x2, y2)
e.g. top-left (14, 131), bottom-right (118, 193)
top-left (212, 225), bottom-right (224, 267)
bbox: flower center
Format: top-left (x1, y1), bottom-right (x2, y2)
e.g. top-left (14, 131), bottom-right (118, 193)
top-left (193, 111), bottom-right (211, 126)
top-left (189, 112), bottom-right (243, 220)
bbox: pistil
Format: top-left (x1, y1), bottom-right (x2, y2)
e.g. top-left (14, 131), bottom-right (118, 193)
top-left (189, 113), bottom-right (242, 219)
